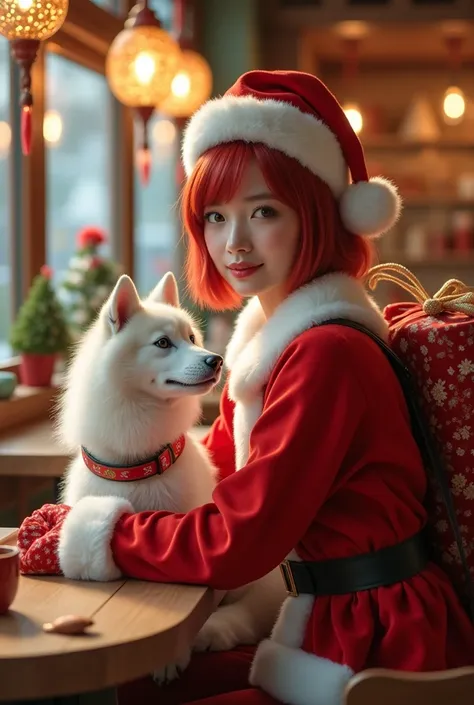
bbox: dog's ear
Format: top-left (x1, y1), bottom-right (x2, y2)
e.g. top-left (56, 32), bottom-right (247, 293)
top-left (147, 271), bottom-right (180, 308)
top-left (107, 275), bottom-right (142, 334)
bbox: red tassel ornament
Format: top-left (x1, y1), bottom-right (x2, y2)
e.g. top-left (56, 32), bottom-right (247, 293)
top-left (10, 39), bottom-right (40, 156)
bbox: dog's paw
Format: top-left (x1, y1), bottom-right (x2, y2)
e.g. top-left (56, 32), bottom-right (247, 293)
top-left (193, 614), bottom-right (244, 652)
top-left (152, 649), bottom-right (191, 685)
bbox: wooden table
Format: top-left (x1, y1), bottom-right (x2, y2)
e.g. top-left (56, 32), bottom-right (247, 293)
top-left (0, 420), bottom-right (211, 520)
top-left (0, 530), bottom-right (217, 704)
top-left (0, 420), bottom-right (70, 480)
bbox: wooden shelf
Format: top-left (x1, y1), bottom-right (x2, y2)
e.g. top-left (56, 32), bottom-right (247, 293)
top-left (363, 137), bottom-right (474, 151)
top-left (403, 199), bottom-right (474, 209)
top-left (382, 253), bottom-right (474, 269)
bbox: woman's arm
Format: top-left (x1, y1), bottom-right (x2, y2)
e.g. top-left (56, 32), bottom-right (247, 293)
top-left (58, 328), bottom-right (366, 584)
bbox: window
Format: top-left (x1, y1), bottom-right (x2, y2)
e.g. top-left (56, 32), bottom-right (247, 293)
top-left (0, 38), bottom-right (11, 360)
top-left (46, 54), bottom-right (113, 284)
top-left (133, 0), bottom-right (177, 298)
top-left (134, 113), bottom-right (179, 297)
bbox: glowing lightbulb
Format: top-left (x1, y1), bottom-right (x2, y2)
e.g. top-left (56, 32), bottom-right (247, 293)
top-left (17, 0), bottom-right (34, 10)
top-left (443, 86), bottom-right (465, 124)
top-left (0, 121), bottom-right (11, 157)
top-left (152, 118), bottom-right (176, 146)
top-left (343, 104), bottom-right (363, 134)
top-left (134, 52), bottom-right (156, 86)
top-left (171, 71), bottom-right (191, 99)
top-left (43, 110), bottom-right (63, 145)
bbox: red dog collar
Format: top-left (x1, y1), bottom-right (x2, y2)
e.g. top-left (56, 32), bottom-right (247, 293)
top-left (81, 435), bottom-right (186, 482)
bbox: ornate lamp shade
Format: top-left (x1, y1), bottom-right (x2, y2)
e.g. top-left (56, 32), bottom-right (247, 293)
top-left (160, 49), bottom-right (212, 119)
top-left (105, 1), bottom-right (180, 185)
top-left (0, 0), bottom-right (69, 154)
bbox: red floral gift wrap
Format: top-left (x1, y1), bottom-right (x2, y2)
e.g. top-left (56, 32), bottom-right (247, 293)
top-left (368, 265), bottom-right (474, 604)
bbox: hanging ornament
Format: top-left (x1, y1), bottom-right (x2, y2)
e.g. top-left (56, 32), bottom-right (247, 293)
top-left (159, 0), bottom-right (212, 120)
top-left (160, 48), bottom-right (212, 119)
top-left (0, 0), bottom-right (69, 155)
top-left (105, 0), bottom-right (181, 186)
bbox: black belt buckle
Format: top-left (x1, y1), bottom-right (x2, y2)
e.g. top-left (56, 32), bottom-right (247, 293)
top-left (280, 560), bottom-right (299, 597)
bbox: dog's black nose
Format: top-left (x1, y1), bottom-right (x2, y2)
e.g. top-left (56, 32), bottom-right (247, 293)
top-left (205, 355), bottom-right (223, 372)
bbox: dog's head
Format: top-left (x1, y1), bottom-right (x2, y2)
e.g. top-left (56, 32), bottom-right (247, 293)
top-left (87, 272), bottom-right (223, 401)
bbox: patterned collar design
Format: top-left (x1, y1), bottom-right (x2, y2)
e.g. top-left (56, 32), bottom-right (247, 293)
top-left (81, 435), bottom-right (186, 482)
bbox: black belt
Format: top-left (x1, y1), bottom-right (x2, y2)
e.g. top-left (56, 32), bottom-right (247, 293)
top-left (279, 530), bottom-right (429, 597)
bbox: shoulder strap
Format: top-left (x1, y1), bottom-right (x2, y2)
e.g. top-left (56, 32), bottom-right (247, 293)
top-left (319, 317), bottom-right (474, 619)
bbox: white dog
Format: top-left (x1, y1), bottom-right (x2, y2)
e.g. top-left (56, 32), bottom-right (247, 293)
top-left (57, 272), bottom-right (285, 682)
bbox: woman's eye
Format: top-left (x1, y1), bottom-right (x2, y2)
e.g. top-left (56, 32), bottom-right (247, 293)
top-left (253, 206), bottom-right (277, 218)
top-left (154, 337), bottom-right (171, 349)
top-left (189, 334), bottom-right (196, 344)
top-left (204, 212), bottom-right (225, 224)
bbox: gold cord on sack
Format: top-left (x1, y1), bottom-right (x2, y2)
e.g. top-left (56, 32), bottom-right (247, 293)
top-left (366, 263), bottom-right (474, 317)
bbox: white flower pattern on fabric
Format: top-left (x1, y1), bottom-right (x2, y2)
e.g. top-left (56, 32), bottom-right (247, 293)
top-left (389, 313), bottom-right (474, 597)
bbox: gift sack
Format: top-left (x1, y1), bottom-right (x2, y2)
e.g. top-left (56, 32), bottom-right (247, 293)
top-left (368, 263), bottom-right (474, 614)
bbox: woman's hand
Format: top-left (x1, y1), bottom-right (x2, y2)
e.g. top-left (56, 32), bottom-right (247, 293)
top-left (18, 503), bottom-right (72, 575)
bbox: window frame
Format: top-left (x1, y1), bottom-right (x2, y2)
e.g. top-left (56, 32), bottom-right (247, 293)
top-left (1, 0), bottom-right (135, 376)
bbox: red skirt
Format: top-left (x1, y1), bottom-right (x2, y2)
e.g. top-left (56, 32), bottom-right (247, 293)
top-left (302, 564), bottom-right (474, 670)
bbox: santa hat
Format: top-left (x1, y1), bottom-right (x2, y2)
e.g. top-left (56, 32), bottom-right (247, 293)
top-left (182, 70), bottom-right (401, 238)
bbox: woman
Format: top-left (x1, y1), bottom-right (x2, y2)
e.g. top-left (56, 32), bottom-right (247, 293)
top-left (18, 71), bottom-right (474, 705)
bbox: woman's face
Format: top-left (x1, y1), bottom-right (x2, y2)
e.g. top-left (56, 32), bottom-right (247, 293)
top-left (203, 158), bottom-right (300, 314)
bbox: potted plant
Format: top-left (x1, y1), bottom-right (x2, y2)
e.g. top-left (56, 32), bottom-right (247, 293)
top-left (10, 265), bottom-right (70, 387)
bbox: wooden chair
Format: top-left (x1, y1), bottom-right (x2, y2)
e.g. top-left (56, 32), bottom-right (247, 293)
top-left (344, 667), bottom-right (474, 705)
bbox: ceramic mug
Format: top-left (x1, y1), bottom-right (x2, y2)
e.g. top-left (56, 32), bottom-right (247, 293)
top-left (0, 545), bottom-right (20, 614)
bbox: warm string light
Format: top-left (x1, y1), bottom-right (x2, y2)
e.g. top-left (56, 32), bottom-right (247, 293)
top-left (442, 32), bottom-right (466, 125)
top-left (443, 86), bottom-right (466, 124)
top-left (0, 121), bottom-right (11, 157)
top-left (43, 109), bottom-right (63, 145)
top-left (152, 118), bottom-right (176, 146)
top-left (343, 104), bottom-right (363, 134)
top-left (0, 110), bottom-right (64, 155)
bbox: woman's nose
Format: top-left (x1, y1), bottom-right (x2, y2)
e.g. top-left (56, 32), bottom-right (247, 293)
top-left (226, 222), bottom-right (251, 253)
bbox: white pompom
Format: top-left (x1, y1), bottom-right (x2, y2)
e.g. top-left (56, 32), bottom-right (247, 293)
top-left (339, 177), bottom-right (402, 238)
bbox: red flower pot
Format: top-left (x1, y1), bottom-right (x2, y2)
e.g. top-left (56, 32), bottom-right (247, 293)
top-left (20, 353), bottom-right (56, 387)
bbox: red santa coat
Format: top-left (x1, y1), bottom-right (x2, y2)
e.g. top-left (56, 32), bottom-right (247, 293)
top-left (57, 273), bottom-right (474, 705)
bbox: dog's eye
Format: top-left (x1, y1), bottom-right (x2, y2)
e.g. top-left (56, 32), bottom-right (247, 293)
top-left (189, 334), bottom-right (196, 344)
top-left (154, 336), bottom-right (171, 349)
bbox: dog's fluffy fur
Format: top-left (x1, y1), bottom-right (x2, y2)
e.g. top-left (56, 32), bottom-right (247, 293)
top-left (57, 272), bottom-right (285, 682)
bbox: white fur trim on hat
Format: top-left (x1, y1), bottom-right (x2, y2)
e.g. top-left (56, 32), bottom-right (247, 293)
top-left (182, 94), bottom-right (402, 237)
top-left (340, 177), bottom-right (402, 238)
top-left (182, 95), bottom-right (348, 196)
top-left (58, 495), bottom-right (133, 581)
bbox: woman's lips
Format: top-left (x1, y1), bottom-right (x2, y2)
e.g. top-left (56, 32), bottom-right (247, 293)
top-left (227, 264), bottom-right (263, 279)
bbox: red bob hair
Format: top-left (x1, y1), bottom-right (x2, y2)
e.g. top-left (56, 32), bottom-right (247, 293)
top-left (181, 141), bottom-right (374, 311)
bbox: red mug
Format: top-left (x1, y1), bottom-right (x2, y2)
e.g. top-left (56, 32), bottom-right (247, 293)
top-left (0, 545), bottom-right (20, 614)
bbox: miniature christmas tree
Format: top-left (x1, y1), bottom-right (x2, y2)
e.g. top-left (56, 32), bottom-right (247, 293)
top-left (59, 227), bottom-right (121, 337)
top-left (10, 265), bottom-right (70, 355)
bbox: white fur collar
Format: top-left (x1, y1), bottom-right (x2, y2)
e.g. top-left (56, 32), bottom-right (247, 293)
top-left (225, 273), bottom-right (387, 402)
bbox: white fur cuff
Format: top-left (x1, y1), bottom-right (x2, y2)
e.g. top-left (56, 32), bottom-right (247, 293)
top-left (58, 496), bottom-right (134, 581)
top-left (250, 638), bottom-right (354, 705)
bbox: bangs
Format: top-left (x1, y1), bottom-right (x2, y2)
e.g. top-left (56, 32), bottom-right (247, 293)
top-left (187, 142), bottom-right (254, 225)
